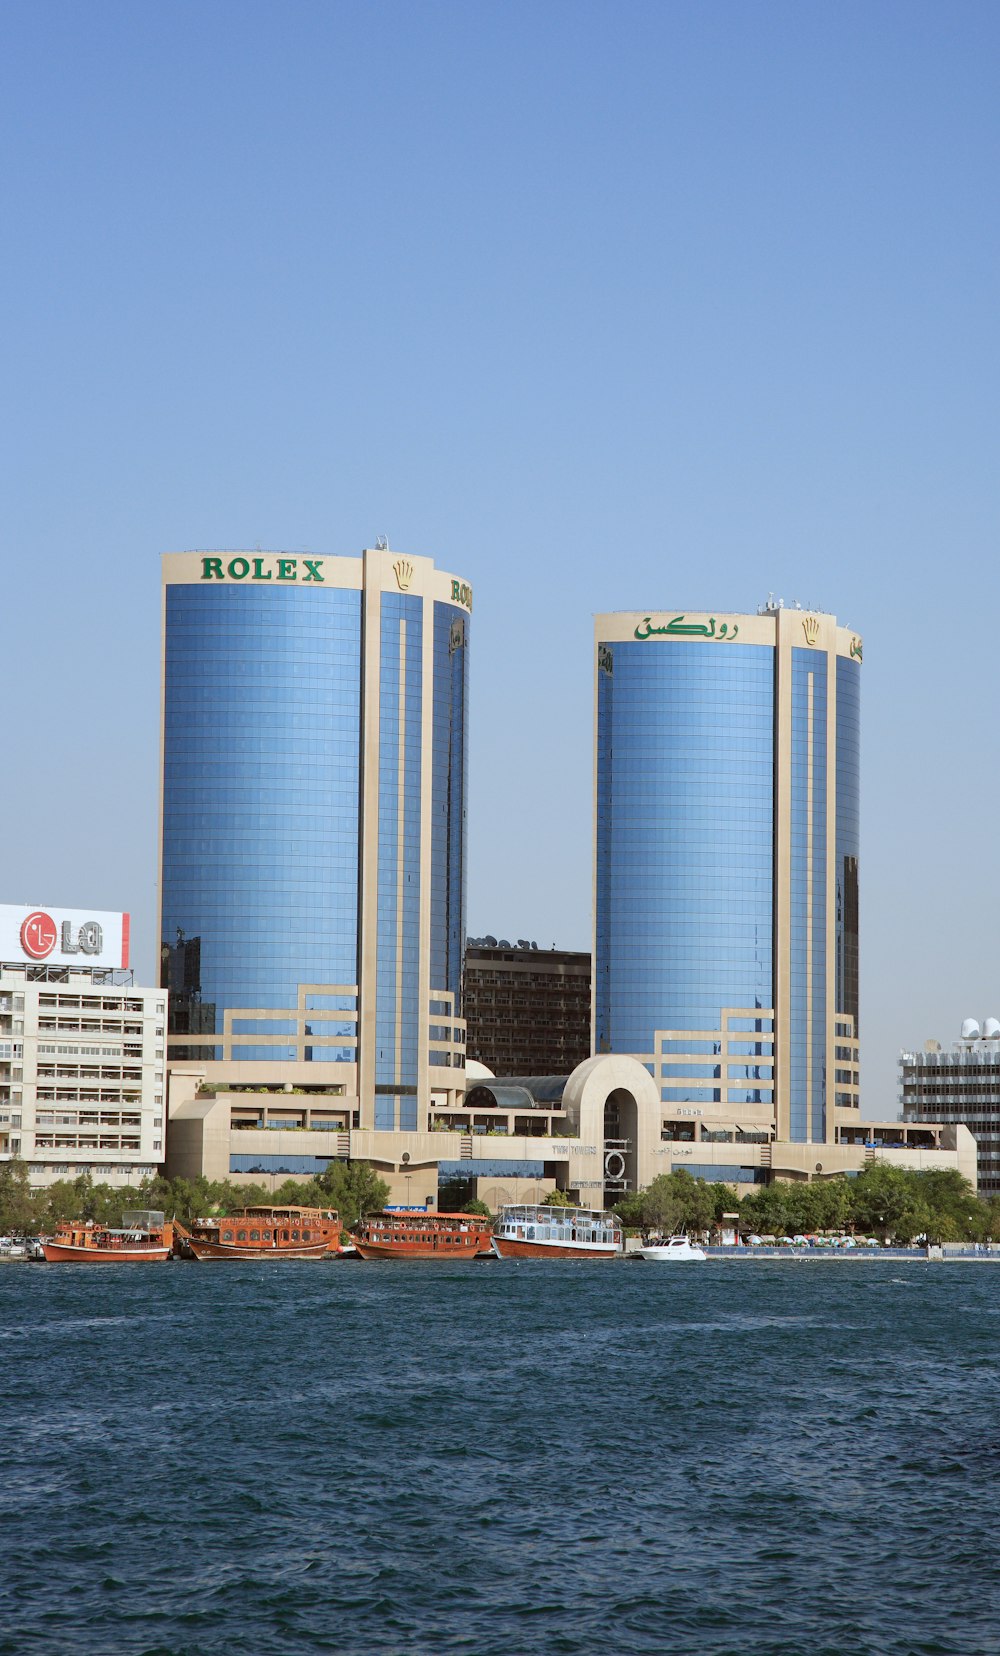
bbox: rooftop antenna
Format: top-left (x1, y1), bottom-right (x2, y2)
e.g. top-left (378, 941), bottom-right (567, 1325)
top-left (375, 535), bottom-right (388, 551)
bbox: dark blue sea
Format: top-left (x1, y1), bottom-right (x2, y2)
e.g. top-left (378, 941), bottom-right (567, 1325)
top-left (3, 1258), bottom-right (1000, 1656)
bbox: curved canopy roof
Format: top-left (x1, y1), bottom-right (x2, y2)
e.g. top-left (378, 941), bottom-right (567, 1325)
top-left (465, 1075), bottom-right (569, 1109)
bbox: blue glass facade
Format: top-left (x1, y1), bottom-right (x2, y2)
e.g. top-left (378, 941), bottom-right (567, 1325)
top-left (596, 618), bottom-right (860, 1144)
top-left (162, 556), bottom-right (471, 1124)
top-left (686, 1163), bottom-right (768, 1184)
top-left (835, 658), bottom-right (860, 1030)
top-left (789, 648), bottom-right (828, 1142)
top-left (230, 1153), bottom-right (334, 1175)
top-left (595, 641), bottom-right (774, 1055)
top-left (161, 584), bottom-right (361, 1059)
top-left (374, 595), bottom-right (424, 1129)
top-left (430, 605), bottom-right (469, 1019)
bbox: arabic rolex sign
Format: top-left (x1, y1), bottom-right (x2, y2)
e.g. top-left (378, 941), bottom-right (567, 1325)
top-left (634, 614), bottom-right (740, 641)
top-left (0, 905), bottom-right (130, 969)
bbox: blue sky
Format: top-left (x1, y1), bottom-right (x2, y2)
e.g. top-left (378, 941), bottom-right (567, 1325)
top-left (1, 0), bottom-right (998, 1112)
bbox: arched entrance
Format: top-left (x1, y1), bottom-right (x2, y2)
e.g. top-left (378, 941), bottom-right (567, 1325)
top-left (603, 1086), bottom-right (639, 1204)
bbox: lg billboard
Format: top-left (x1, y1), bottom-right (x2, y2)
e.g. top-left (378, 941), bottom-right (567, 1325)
top-left (0, 905), bottom-right (130, 970)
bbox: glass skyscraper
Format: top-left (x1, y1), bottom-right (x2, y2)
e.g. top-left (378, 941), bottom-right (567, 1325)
top-left (159, 547), bottom-right (470, 1128)
top-left (595, 605), bottom-right (861, 1146)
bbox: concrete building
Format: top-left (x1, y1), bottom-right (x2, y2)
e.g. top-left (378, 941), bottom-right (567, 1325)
top-left (160, 546), bottom-right (472, 1186)
top-left (902, 1022), bottom-right (1000, 1198)
top-left (0, 903), bottom-right (165, 1187)
top-left (464, 937), bottom-right (591, 1074)
top-left (594, 603), bottom-right (862, 1168)
top-left (165, 1047), bottom-right (977, 1209)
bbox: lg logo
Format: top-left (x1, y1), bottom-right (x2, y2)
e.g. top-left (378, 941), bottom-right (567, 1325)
top-left (20, 911), bottom-right (58, 959)
top-left (19, 912), bottom-right (104, 961)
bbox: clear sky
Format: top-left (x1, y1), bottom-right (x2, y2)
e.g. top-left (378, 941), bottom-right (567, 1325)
top-left (1, 0), bottom-right (997, 1115)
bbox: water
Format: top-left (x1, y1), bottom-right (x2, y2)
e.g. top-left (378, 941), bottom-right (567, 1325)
top-left (3, 1259), bottom-right (1000, 1656)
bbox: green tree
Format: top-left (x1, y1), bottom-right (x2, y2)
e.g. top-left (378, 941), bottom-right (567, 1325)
top-left (710, 1184), bottom-right (741, 1223)
top-left (638, 1175), bottom-right (687, 1235)
top-left (0, 1159), bottom-right (40, 1235)
top-left (160, 1176), bottom-right (217, 1225)
top-left (808, 1178), bottom-right (852, 1234)
top-left (914, 1169), bottom-right (982, 1240)
top-left (739, 1183), bottom-right (792, 1237)
top-left (850, 1165), bottom-right (927, 1243)
top-left (612, 1190), bottom-right (645, 1230)
top-left (271, 1177), bottom-right (327, 1207)
top-left (315, 1161), bottom-right (390, 1227)
top-left (615, 1172), bottom-right (718, 1236)
top-left (670, 1168), bottom-right (715, 1234)
top-left (72, 1173), bottom-right (100, 1221)
top-left (542, 1189), bottom-right (575, 1207)
top-left (461, 1198), bottom-right (492, 1217)
top-left (634, 1170), bottom-right (714, 1236)
top-left (212, 1181), bottom-right (271, 1213)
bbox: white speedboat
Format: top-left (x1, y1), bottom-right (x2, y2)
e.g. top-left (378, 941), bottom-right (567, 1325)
top-left (638, 1234), bottom-right (707, 1262)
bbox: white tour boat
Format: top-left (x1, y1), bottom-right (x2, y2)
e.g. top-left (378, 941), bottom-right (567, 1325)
top-left (492, 1205), bottom-right (623, 1259)
top-left (638, 1234), bottom-right (707, 1262)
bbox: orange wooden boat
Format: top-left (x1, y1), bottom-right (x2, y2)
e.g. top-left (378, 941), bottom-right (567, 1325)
top-left (41, 1210), bottom-right (174, 1263)
top-left (174, 1205), bottom-right (345, 1260)
top-left (353, 1211), bottom-right (493, 1260)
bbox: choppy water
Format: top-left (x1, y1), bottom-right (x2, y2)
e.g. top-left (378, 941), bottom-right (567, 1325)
top-left (3, 1259), bottom-right (1000, 1656)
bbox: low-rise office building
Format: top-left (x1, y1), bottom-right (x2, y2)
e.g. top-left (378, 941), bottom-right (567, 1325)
top-left (0, 904), bottom-right (166, 1188)
top-left (464, 938), bottom-right (591, 1075)
top-left (902, 1021), bottom-right (1000, 1197)
top-left (167, 1050), bottom-right (975, 1209)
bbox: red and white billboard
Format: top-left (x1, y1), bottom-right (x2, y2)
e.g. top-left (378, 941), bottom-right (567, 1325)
top-left (0, 905), bottom-right (130, 970)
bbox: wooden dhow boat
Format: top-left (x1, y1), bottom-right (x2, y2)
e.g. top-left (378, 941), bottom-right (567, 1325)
top-left (491, 1205), bottom-right (622, 1259)
top-left (353, 1211), bottom-right (493, 1260)
top-left (41, 1210), bottom-right (174, 1263)
top-left (173, 1205), bottom-right (345, 1260)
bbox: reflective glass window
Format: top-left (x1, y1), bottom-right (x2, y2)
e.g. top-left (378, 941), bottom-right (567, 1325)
top-left (836, 657), bottom-right (860, 1030)
top-left (161, 584), bottom-right (361, 1055)
top-left (375, 594), bottom-right (423, 1127)
top-left (430, 603), bottom-right (469, 1022)
top-left (596, 640), bottom-right (774, 1056)
top-left (789, 648), bottom-right (828, 1142)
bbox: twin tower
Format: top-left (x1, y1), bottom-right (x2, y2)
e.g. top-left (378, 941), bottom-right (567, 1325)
top-left (159, 551), bottom-right (860, 1149)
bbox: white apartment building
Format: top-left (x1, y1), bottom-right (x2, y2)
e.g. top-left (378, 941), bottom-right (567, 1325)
top-left (0, 904), bottom-right (166, 1188)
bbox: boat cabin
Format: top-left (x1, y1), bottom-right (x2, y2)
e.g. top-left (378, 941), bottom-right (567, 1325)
top-left (494, 1205), bottom-right (621, 1247)
top-left (196, 1205), bottom-right (338, 1247)
top-left (353, 1211), bottom-right (493, 1257)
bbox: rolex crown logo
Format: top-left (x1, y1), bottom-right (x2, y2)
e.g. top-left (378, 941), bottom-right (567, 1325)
top-left (392, 558), bottom-right (413, 592)
top-left (802, 615), bottom-right (820, 646)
